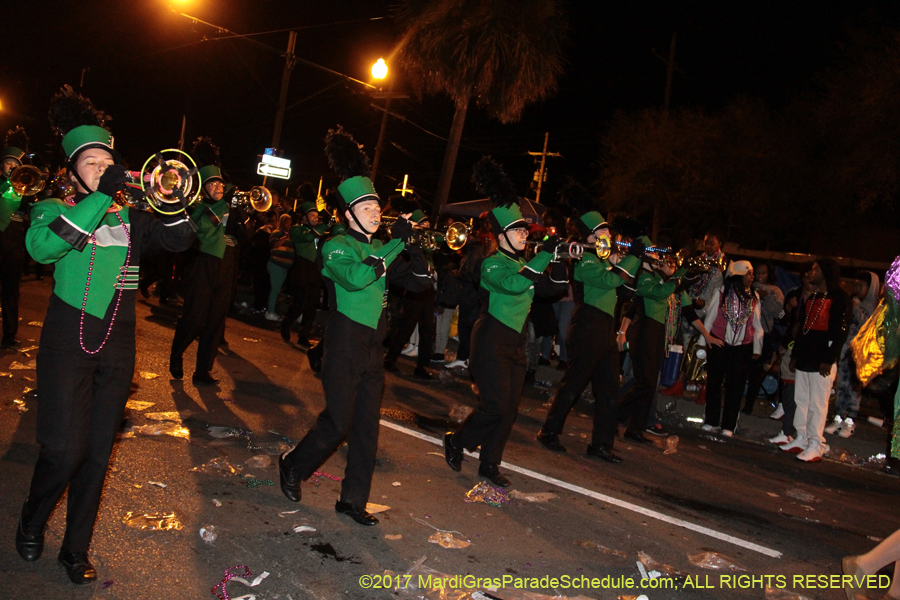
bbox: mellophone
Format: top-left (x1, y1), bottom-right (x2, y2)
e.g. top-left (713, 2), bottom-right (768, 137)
top-left (528, 234), bottom-right (725, 271)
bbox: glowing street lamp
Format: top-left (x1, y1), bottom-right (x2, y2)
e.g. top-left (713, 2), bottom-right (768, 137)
top-left (372, 58), bottom-right (388, 80)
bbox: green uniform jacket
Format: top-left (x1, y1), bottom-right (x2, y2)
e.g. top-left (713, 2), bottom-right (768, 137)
top-left (480, 249), bottom-right (556, 332)
top-left (0, 178), bottom-right (22, 232)
top-left (27, 192), bottom-right (135, 319)
top-left (321, 232), bottom-right (406, 329)
top-left (574, 254), bottom-right (640, 318)
top-left (290, 222), bottom-right (328, 263)
top-left (190, 199), bottom-right (228, 258)
top-left (636, 266), bottom-right (688, 324)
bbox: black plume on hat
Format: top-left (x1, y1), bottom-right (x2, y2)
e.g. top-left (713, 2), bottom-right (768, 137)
top-left (472, 156), bottom-right (516, 208)
top-left (322, 188), bottom-right (342, 214)
top-left (48, 85), bottom-right (110, 137)
top-left (324, 126), bottom-right (371, 180)
top-left (5, 126), bottom-right (29, 152)
top-left (557, 179), bottom-right (595, 217)
top-left (389, 195), bottom-right (420, 215)
top-left (191, 136), bottom-right (221, 168)
top-left (298, 182), bottom-right (317, 204)
top-left (611, 216), bottom-right (645, 240)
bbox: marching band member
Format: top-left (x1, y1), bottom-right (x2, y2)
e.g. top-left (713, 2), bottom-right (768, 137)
top-left (282, 184), bottom-right (328, 347)
top-left (279, 127), bottom-right (428, 526)
top-left (169, 137), bottom-right (234, 385)
top-left (0, 127), bottom-right (30, 348)
top-left (616, 237), bottom-right (688, 443)
top-left (699, 260), bottom-right (763, 436)
top-left (15, 87), bottom-right (195, 584)
top-left (443, 158), bottom-right (567, 487)
top-left (537, 211), bottom-right (641, 462)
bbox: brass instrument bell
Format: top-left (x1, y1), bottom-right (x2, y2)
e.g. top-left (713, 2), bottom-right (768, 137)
top-left (231, 186), bottom-right (273, 212)
top-left (8, 164), bottom-right (46, 196)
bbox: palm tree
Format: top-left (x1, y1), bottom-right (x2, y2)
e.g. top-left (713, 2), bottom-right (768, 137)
top-left (396, 0), bottom-right (567, 217)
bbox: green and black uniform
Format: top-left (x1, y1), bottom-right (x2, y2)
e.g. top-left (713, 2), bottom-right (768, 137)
top-left (616, 263), bottom-right (687, 434)
top-left (283, 226), bottom-right (429, 508)
top-left (0, 177), bottom-right (26, 344)
top-left (542, 247), bottom-right (640, 450)
top-left (282, 218), bottom-right (329, 342)
top-left (170, 194), bottom-right (234, 377)
top-left (451, 246), bottom-right (567, 467)
top-left (23, 189), bottom-right (194, 554)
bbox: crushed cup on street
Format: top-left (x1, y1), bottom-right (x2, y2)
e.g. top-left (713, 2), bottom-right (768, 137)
top-left (428, 531), bottom-right (471, 549)
top-left (199, 525), bottom-right (218, 543)
top-left (688, 551), bottom-right (747, 571)
top-left (664, 435), bottom-right (679, 454)
top-left (122, 512), bottom-right (183, 531)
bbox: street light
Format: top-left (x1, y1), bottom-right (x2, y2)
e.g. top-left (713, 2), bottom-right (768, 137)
top-left (372, 58), bottom-right (388, 80)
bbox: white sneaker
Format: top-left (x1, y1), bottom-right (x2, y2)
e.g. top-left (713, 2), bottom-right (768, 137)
top-left (446, 359), bottom-right (467, 369)
top-left (401, 344), bottom-right (419, 357)
top-left (769, 404), bottom-right (785, 420)
top-left (838, 417), bottom-right (856, 438)
top-left (797, 441), bottom-right (827, 462)
top-left (824, 415), bottom-right (843, 435)
top-left (265, 311), bottom-right (282, 321)
top-left (780, 435), bottom-right (808, 454)
top-left (721, 429), bottom-right (734, 437)
top-left (769, 432), bottom-right (793, 445)
top-left (701, 424), bottom-right (718, 433)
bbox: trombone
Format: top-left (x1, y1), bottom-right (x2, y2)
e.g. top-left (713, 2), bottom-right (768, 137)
top-left (378, 216), bottom-right (469, 251)
top-left (231, 186), bottom-right (273, 212)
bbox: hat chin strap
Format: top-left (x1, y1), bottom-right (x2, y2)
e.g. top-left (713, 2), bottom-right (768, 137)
top-left (501, 230), bottom-right (522, 256)
top-left (69, 163), bottom-right (97, 195)
top-left (349, 203), bottom-right (375, 236)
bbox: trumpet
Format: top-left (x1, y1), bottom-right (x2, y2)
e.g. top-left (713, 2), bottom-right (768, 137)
top-left (8, 164), bottom-right (46, 196)
top-left (231, 186), bottom-right (273, 212)
top-left (136, 149), bottom-right (202, 215)
top-left (378, 216), bottom-right (469, 251)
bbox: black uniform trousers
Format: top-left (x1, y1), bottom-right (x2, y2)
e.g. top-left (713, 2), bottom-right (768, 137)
top-left (453, 314), bottom-right (526, 465)
top-left (284, 311), bottom-right (386, 508)
top-left (543, 305), bottom-right (619, 448)
top-left (26, 296), bottom-right (136, 554)
top-left (616, 317), bottom-right (665, 434)
top-left (455, 296), bottom-right (480, 362)
top-left (385, 288), bottom-right (436, 368)
top-left (0, 220), bottom-right (25, 342)
top-left (170, 247), bottom-right (235, 374)
top-left (282, 258), bottom-right (321, 341)
top-left (704, 343), bottom-right (753, 431)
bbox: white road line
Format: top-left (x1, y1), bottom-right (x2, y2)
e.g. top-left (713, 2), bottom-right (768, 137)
top-left (379, 419), bottom-right (783, 559)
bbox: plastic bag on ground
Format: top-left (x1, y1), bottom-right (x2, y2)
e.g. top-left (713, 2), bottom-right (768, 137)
top-left (428, 531), bottom-right (471, 549)
top-left (688, 551), bottom-right (747, 571)
top-left (9, 360), bottom-right (36, 370)
top-left (254, 441), bottom-right (295, 455)
top-left (638, 551), bottom-right (688, 580)
top-left (245, 455), bottom-right (272, 469)
top-left (199, 525), bottom-right (217, 543)
top-left (131, 422), bottom-right (190, 438)
top-left (122, 512), bottom-right (183, 531)
top-left (510, 490), bottom-right (557, 503)
top-left (207, 426), bottom-right (241, 439)
top-left (191, 457), bottom-right (242, 477)
top-left (144, 411), bottom-right (185, 422)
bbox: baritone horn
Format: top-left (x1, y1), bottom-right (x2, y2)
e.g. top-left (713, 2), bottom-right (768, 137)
top-left (378, 216), bottom-right (469, 251)
top-left (8, 164), bottom-right (46, 196)
top-left (231, 186), bottom-right (273, 212)
top-left (138, 149), bottom-right (201, 215)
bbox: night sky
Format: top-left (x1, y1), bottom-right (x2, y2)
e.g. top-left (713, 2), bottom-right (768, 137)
top-left (3, 0), bottom-right (899, 207)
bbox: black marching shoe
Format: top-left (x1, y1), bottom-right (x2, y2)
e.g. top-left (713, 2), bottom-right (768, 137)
top-left (168, 355), bottom-right (183, 380)
top-left (536, 430), bottom-right (567, 453)
top-left (15, 502), bottom-right (44, 562)
top-left (278, 454), bottom-right (301, 502)
top-left (192, 371), bottom-right (218, 386)
top-left (478, 462), bottom-right (511, 488)
top-left (280, 326), bottom-right (291, 343)
top-left (623, 430), bottom-right (652, 445)
top-left (413, 367), bottom-right (433, 380)
top-left (383, 361), bottom-right (400, 373)
top-left (443, 432), bottom-right (463, 471)
top-left (296, 337), bottom-right (312, 349)
top-left (2, 338), bottom-right (21, 349)
top-left (586, 444), bottom-right (623, 464)
top-left (58, 551), bottom-right (97, 585)
top-left (335, 501), bottom-right (379, 526)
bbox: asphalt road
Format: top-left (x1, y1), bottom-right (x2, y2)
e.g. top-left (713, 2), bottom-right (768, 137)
top-left (1, 276), bottom-right (898, 600)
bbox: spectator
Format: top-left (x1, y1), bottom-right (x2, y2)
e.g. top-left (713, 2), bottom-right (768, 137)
top-left (266, 213), bottom-right (295, 321)
top-left (825, 270), bottom-right (881, 438)
top-left (742, 259), bottom-right (784, 414)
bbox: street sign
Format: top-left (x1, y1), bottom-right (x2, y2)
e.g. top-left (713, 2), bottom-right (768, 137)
top-left (257, 163), bottom-right (291, 179)
top-left (264, 148), bottom-right (276, 156)
top-left (261, 154), bottom-right (291, 169)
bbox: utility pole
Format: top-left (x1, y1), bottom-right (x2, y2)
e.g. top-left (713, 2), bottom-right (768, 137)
top-left (271, 31), bottom-right (297, 150)
top-left (651, 32), bottom-right (681, 241)
top-left (527, 132), bottom-right (562, 204)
